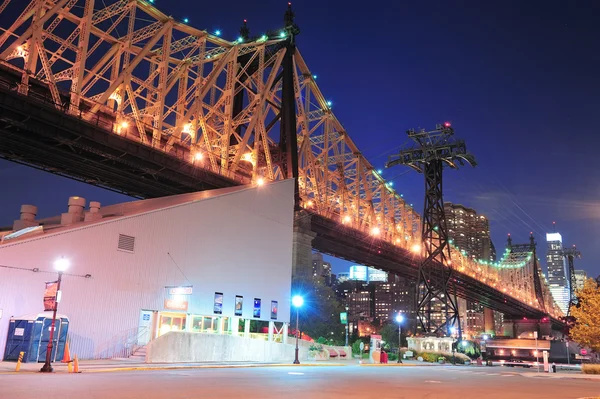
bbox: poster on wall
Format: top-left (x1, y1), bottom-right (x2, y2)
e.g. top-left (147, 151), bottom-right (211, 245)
top-left (213, 292), bottom-right (223, 314)
top-left (43, 281), bottom-right (58, 311)
top-left (270, 301), bottom-right (278, 320)
top-left (253, 298), bottom-right (261, 318)
top-left (235, 295), bottom-right (243, 316)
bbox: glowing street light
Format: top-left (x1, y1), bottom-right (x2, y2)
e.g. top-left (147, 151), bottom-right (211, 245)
top-left (292, 295), bottom-right (304, 365)
top-left (395, 314), bottom-right (404, 364)
top-left (40, 257), bottom-right (70, 373)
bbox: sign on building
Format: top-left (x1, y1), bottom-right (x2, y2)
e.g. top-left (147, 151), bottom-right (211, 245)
top-left (164, 299), bottom-right (188, 311)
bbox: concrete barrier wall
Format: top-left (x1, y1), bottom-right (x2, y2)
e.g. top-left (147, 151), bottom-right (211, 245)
top-left (146, 332), bottom-right (309, 363)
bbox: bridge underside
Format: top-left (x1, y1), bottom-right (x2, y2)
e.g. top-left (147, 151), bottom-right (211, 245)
top-left (311, 214), bottom-right (560, 325)
top-left (0, 77), bottom-right (562, 327)
top-left (0, 80), bottom-right (238, 199)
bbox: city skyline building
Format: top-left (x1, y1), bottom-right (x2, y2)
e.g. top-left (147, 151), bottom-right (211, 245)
top-left (546, 232), bottom-right (570, 314)
top-left (348, 265), bottom-right (388, 283)
top-left (311, 252), bottom-right (333, 285)
top-left (444, 202), bottom-right (496, 336)
top-left (444, 202), bottom-right (496, 262)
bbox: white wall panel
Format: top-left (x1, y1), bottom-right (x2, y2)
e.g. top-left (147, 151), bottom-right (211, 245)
top-left (0, 180), bottom-right (294, 359)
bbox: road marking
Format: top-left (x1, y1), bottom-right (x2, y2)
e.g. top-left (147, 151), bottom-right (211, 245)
top-left (424, 380), bottom-right (441, 383)
top-left (288, 372), bottom-right (305, 375)
top-left (500, 374), bottom-right (515, 377)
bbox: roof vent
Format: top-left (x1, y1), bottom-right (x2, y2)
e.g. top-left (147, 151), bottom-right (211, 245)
top-left (13, 204), bottom-right (39, 231)
top-left (118, 234), bottom-right (135, 253)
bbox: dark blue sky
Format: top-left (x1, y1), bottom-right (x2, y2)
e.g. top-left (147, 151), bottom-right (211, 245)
top-left (1, 0), bottom-right (599, 277)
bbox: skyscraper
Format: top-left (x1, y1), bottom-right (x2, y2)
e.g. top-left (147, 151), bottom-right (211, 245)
top-left (444, 202), bottom-right (497, 336)
top-left (546, 232), bottom-right (570, 314)
top-left (444, 202), bottom-right (496, 262)
top-left (311, 252), bottom-right (333, 285)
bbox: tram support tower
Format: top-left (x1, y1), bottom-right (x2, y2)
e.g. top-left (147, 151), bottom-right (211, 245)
top-left (386, 123), bottom-right (476, 337)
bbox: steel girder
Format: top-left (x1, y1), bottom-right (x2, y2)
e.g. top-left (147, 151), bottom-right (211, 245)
top-left (416, 159), bottom-right (460, 337)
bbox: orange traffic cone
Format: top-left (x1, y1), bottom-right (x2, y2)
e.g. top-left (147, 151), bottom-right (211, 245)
top-left (61, 341), bottom-right (71, 363)
top-left (73, 355), bottom-right (80, 373)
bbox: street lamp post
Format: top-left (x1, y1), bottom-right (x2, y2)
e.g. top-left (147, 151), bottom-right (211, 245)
top-left (40, 257), bottom-right (69, 373)
top-left (450, 326), bottom-right (457, 365)
top-left (292, 295), bottom-right (304, 365)
top-left (395, 314), bottom-right (404, 363)
top-left (345, 306), bottom-right (349, 347)
top-left (534, 331), bottom-right (539, 373)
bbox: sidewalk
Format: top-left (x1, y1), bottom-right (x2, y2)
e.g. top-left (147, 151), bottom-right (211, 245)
top-left (360, 359), bottom-right (441, 367)
top-left (520, 371), bottom-right (600, 381)
top-left (0, 359), bottom-right (349, 374)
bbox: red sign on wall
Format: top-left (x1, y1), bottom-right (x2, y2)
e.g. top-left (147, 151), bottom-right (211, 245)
top-left (164, 299), bottom-right (188, 311)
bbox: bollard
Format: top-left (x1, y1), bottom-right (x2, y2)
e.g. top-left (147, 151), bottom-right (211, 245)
top-left (73, 355), bottom-right (79, 373)
top-left (15, 351), bottom-right (24, 372)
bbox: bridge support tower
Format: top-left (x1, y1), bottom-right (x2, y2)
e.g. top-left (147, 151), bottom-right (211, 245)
top-left (292, 210), bottom-right (316, 278)
top-left (484, 308), bottom-right (496, 335)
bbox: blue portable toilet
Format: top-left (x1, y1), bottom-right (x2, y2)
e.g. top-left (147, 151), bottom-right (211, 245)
top-left (4, 312), bottom-right (69, 363)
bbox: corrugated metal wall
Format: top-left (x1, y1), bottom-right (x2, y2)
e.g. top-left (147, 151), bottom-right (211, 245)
top-left (0, 180), bottom-right (294, 359)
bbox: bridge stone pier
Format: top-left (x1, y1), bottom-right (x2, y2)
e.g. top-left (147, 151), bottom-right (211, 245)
top-left (292, 210), bottom-right (316, 278)
top-left (484, 308), bottom-right (496, 335)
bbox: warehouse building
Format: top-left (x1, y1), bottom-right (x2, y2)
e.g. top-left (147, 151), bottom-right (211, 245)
top-left (0, 180), bottom-right (294, 361)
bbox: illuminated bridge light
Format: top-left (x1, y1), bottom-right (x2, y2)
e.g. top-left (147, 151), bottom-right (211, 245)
top-left (411, 244), bottom-right (421, 253)
top-left (256, 178), bottom-right (265, 186)
top-left (343, 215), bottom-right (351, 223)
top-left (215, 30), bottom-right (221, 36)
top-left (183, 18), bottom-right (189, 23)
top-left (326, 100), bottom-right (332, 107)
top-left (313, 75), bottom-right (317, 79)
top-left (194, 152), bottom-right (203, 161)
top-left (371, 227), bottom-right (381, 235)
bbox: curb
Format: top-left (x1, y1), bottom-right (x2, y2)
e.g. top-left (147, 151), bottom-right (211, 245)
top-left (360, 363), bottom-right (437, 367)
top-left (521, 373), bottom-right (600, 381)
top-left (85, 363), bottom-right (348, 373)
top-left (0, 362), bottom-right (348, 375)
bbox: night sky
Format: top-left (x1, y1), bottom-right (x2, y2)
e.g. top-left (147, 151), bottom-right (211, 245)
top-left (1, 0), bottom-right (599, 278)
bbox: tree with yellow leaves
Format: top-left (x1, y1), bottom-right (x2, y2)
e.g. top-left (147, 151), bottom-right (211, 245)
top-left (570, 278), bottom-right (600, 353)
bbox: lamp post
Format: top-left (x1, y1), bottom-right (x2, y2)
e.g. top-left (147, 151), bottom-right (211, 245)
top-left (534, 331), bottom-right (539, 373)
top-left (345, 306), bottom-right (349, 347)
top-left (40, 257), bottom-right (69, 373)
top-left (395, 314), bottom-right (404, 363)
top-left (450, 326), bottom-right (457, 365)
top-left (292, 295), bottom-right (304, 365)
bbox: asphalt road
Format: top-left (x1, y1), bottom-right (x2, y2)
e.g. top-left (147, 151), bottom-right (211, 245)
top-left (1, 365), bottom-right (598, 399)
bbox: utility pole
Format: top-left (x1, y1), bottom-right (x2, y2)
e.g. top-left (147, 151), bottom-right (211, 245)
top-left (386, 123), bottom-right (476, 338)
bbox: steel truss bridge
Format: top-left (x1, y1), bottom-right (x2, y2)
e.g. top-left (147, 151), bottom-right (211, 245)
top-left (0, 0), bottom-right (564, 327)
